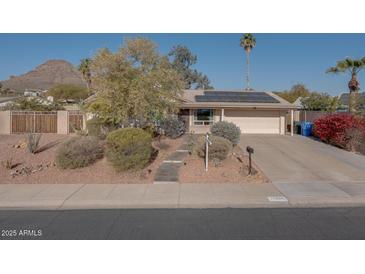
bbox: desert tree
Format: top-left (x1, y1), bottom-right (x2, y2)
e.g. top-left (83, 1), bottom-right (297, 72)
top-left (274, 83), bottom-right (311, 103)
top-left (168, 45), bottom-right (213, 89)
top-left (87, 38), bottom-right (185, 127)
top-left (300, 92), bottom-right (341, 112)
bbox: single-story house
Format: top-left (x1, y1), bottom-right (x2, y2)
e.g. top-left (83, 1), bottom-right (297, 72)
top-left (338, 92), bottom-right (365, 111)
top-left (178, 89), bottom-right (299, 135)
top-left (0, 96), bottom-right (19, 108)
top-left (23, 89), bottom-right (47, 97)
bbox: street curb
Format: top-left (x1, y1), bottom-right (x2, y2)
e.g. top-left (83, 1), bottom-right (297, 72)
top-left (2, 200), bottom-right (365, 210)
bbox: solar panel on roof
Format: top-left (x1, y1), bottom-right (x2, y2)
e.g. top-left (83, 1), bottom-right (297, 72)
top-left (195, 91), bottom-right (280, 103)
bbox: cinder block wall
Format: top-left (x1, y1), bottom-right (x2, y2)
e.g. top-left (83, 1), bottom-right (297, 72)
top-left (0, 111), bottom-right (11, 134)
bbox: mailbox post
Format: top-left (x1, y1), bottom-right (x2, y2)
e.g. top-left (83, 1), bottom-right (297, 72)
top-left (205, 133), bottom-right (212, 172)
top-left (246, 146), bottom-right (254, 175)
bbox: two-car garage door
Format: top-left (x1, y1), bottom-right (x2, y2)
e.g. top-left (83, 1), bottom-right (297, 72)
top-left (224, 109), bottom-right (281, 134)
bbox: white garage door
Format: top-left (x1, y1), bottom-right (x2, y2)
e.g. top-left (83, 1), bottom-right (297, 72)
top-left (224, 110), bottom-right (281, 134)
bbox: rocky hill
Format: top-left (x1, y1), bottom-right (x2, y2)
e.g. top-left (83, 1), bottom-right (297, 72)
top-left (0, 60), bottom-right (86, 92)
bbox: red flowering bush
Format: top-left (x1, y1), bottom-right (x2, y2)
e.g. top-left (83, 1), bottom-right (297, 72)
top-left (313, 113), bottom-right (365, 150)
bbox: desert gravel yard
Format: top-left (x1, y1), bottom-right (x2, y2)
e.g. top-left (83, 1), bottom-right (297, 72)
top-left (0, 134), bottom-right (183, 184)
top-left (0, 133), bottom-right (267, 184)
top-left (179, 146), bottom-right (268, 184)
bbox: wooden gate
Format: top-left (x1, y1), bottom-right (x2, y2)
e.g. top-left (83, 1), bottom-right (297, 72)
top-left (68, 111), bottom-right (84, 133)
top-left (11, 111), bottom-right (58, 133)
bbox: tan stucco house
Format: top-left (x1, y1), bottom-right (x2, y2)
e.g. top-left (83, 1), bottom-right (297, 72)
top-left (179, 89), bottom-right (298, 135)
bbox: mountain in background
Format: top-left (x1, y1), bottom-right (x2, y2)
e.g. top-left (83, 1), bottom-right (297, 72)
top-left (0, 60), bottom-right (86, 92)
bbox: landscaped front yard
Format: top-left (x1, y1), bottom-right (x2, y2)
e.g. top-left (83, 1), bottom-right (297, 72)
top-left (0, 134), bottom-right (183, 184)
top-left (0, 132), bottom-right (266, 184)
top-left (179, 145), bottom-right (267, 184)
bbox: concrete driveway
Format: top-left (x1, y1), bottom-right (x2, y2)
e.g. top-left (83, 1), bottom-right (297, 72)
top-left (239, 135), bottom-right (365, 184)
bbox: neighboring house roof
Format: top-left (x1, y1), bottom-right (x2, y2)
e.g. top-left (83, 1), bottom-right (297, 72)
top-left (293, 97), bottom-right (304, 108)
top-left (0, 97), bottom-right (18, 108)
top-left (181, 89), bottom-right (298, 109)
top-left (0, 97), bottom-right (18, 104)
top-left (64, 104), bottom-right (82, 111)
top-left (338, 92), bottom-right (365, 106)
top-left (84, 94), bottom-right (97, 104)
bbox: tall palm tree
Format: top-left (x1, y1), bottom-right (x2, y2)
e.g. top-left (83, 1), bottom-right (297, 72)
top-left (326, 57), bottom-right (365, 113)
top-left (240, 33), bottom-right (256, 90)
top-left (78, 58), bottom-right (92, 94)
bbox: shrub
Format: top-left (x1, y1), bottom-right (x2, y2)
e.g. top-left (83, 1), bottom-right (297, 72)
top-left (313, 113), bottom-right (365, 150)
top-left (210, 121), bottom-right (241, 145)
top-left (56, 136), bottom-right (103, 169)
top-left (196, 135), bottom-right (232, 161)
top-left (106, 128), bottom-right (153, 171)
top-left (160, 116), bottom-right (185, 139)
top-left (186, 132), bottom-right (197, 154)
top-left (142, 124), bottom-right (158, 137)
top-left (86, 117), bottom-right (115, 139)
top-left (1, 158), bottom-right (14, 169)
top-left (27, 133), bottom-right (41, 154)
top-left (2, 98), bottom-right (64, 111)
top-left (345, 127), bottom-right (365, 152)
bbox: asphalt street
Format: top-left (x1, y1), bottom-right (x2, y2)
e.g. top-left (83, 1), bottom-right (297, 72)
top-left (1, 207), bottom-right (365, 239)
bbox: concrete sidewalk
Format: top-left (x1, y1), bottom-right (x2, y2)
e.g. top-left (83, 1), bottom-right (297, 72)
top-left (1, 182), bottom-right (365, 210)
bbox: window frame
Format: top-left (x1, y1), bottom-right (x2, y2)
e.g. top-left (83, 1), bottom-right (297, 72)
top-left (193, 109), bottom-right (214, 126)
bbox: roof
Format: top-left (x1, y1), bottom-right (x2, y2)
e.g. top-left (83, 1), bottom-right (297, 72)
top-left (338, 92), bottom-right (365, 106)
top-left (293, 97), bottom-right (304, 108)
top-left (0, 96), bottom-right (18, 104)
top-left (181, 89), bottom-right (298, 110)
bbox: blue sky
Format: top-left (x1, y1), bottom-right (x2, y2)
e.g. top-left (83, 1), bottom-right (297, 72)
top-left (1, 33), bottom-right (365, 95)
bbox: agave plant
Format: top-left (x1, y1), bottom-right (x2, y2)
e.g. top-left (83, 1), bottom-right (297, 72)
top-left (27, 132), bottom-right (42, 154)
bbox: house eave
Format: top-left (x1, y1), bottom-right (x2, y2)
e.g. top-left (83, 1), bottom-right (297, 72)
top-left (180, 102), bottom-right (299, 110)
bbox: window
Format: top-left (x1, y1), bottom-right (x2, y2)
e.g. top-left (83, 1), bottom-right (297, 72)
top-left (193, 109), bottom-right (213, 125)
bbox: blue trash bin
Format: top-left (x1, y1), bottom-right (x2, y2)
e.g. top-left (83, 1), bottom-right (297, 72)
top-left (301, 122), bottom-right (313, 136)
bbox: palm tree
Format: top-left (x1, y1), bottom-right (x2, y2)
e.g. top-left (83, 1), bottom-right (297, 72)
top-left (240, 33), bottom-right (256, 90)
top-left (326, 57), bottom-right (365, 113)
top-left (78, 58), bottom-right (92, 94)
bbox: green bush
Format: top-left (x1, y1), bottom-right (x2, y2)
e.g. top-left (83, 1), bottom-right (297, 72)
top-left (106, 128), bottom-right (153, 171)
top-left (56, 136), bottom-right (103, 169)
top-left (86, 117), bottom-right (115, 139)
top-left (2, 98), bottom-right (64, 111)
top-left (210, 121), bottom-right (241, 145)
top-left (160, 116), bottom-right (185, 139)
top-left (142, 124), bottom-right (158, 137)
top-left (196, 135), bottom-right (232, 160)
top-left (186, 132), bottom-right (197, 154)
